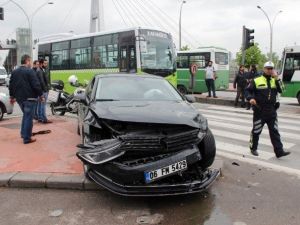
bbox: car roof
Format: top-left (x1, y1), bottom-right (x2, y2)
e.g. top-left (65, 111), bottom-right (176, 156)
top-left (95, 73), bottom-right (164, 79)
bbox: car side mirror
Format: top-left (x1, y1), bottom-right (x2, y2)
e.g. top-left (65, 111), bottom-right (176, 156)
top-left (185, 95), bottom-right (196, 103)
top-left (74, 93), bottom-right (87, 105)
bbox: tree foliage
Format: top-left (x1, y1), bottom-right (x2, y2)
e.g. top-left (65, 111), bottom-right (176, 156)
top-left (180, 45), bottom-right (190, 51)
top-left (236, 43), bottom-right (264, 68)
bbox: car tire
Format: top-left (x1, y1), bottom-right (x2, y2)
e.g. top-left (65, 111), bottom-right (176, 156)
top-left (198, 128), bottom-right (216, 169)
top-left (177, 85), bottom-right (188, 95)
top-left (297, 92), bottom-right (300, 105)
top-left (0, 104), bottom-right (4, 121)
top-left (50, 102), bottom-right (66, 116)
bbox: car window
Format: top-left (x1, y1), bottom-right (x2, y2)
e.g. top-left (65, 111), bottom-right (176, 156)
top-left (96, 77), bottom-right (183, 101)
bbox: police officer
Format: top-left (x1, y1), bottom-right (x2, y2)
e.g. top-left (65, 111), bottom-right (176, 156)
top-left (247, 61), bottom-right (291, 158)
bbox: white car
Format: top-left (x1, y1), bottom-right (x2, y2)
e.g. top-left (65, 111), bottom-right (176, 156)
top-left (5, 74), bottom-right (11, 87)
top-left (0, 67), bottom-right (8, 86)
top-left (0, 93), bottom-right (14, 120)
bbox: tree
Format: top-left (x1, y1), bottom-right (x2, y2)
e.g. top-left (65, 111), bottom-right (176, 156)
top-left (180, 45), bottom-right (190, 51)
top-left (236, 43), bottom-right (264, 68)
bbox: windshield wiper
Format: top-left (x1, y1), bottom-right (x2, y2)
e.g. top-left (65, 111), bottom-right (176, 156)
top-left (96, 99), bottom-right (120, 102)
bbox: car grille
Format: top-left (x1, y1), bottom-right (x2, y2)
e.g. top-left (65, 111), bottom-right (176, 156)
top-left (120, 129), bottom-right (200, 153)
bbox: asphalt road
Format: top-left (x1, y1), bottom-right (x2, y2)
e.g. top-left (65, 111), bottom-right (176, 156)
top-left (1, 159), bottom-right (299, 225)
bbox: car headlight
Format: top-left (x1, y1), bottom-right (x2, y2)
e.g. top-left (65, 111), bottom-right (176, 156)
top-left (76, 139), bottom-right (124, 165)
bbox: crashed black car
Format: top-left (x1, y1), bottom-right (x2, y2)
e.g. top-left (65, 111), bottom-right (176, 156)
top-left (76, 74), bottom-right (219, 196)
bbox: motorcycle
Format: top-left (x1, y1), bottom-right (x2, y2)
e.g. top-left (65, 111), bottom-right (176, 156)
top-left (49, 76), bottom-right (86, 116)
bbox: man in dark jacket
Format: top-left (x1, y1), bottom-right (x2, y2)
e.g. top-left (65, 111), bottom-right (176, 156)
top-left (9, 55), bottom-right (44, 144)
top-left (32, 60), bottom-right (40, 120)
top-left (233, 65), bottom-right (247, 107)
top-left (247, 61), bottom-right (290, 158)
top-left (245, 64), bottom-right (259, 110)
top-left (36, 58), bottom-right (52, 123)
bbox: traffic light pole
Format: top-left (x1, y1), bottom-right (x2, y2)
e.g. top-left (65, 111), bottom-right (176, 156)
top-left (242, 26), bottom-right (246, 65)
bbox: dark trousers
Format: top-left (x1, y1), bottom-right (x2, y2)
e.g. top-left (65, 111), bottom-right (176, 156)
top-left (235, 86), bottom-right (245, 106)
top-left (249, 111), bottom-right (283, 155)
top-left (205, 79), bottom-right (216, 97)
top-left (18, 100), bottom-right (37, 143)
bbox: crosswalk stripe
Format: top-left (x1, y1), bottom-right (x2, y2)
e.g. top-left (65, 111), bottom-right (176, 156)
top-left (217, 151), bottom-right (300, 177)
top-left (199, 108), bottom-right (300, 125)
top-left (206, 105), bottom-right (300, 120)
top-left (216, 141), bottom-right (274, 160)
top-left (208, 120), bottom-right (299, 140)
top-left (211, 128), bottom-right (295, 149)
top-left (202, 113), bottom-right (300, 132)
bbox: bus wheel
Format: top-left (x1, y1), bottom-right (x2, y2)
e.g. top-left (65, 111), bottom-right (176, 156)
top-left (177, 85), bottom-right (188, 95)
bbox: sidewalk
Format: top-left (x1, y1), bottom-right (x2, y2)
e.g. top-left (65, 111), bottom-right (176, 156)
top-left (0, 116), bottom-right (101, 190)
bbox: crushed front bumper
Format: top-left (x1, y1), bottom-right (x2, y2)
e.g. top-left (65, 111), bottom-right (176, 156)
top-left (81, 147), bottom-right (219, 196)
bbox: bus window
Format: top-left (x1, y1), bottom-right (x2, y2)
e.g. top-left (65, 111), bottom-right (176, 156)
top-left (283, 53), bottom-right (300, 82)
top-left (51, 41), bottom-right (70, 70)
top-left (215, 52), bottom-right (228, 65)
top-left (177, 55), bottom-right (188, 68)
top-left (70, 38), bottom-right (91, 69)
top-left (189, 55), bottom-right (206, 68)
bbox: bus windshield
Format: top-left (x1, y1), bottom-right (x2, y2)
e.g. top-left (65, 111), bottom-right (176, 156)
top-left (140, 30), bottom-right (176, 77)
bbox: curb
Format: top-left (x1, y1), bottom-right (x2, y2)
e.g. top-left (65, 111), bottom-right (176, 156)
top-left (195, 96), bottom-right (235, 106)
top-left (0, 157), bottom-right (224, 191)
top-left (0, 172), bottom-right (104, 191)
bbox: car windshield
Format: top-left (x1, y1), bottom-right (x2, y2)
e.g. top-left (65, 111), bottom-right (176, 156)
top-left (96, 76), bottom-right (183, 101)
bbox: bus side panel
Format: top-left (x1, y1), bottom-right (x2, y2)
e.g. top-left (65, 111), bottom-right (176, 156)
top-left (214, 69), bottom-right (229, 90)
top-left (281, 82), bottom-right (298, 97)
top-left (51, 68), bottom-right (119, 93)
top-left (177, 69), bottom-right (207, 93)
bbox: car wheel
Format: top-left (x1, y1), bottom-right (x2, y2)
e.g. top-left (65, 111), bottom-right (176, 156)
top-left (198, 128), bottom-right (216, 169)
top-left (297, 92), bottom-right (300, 105)
top-left (0, 104), bottom-right (4, 121)
top-left (177, 85), bottom-right (188, 95)
top-left (50, 102), bottom-right (66, 116)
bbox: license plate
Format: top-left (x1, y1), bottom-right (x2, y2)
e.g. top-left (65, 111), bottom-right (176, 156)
top-left (144, 160), bottom-right (187, 183)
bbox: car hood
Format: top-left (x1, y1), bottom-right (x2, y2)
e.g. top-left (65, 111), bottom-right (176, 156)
top-left (90, 101), bottom-right (204, 128)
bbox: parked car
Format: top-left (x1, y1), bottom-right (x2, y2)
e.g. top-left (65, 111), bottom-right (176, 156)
top-left (0, 92), bottom-right (14, 120)
top-left (76, 74), bottom-right (219, 196)
top-left (0, 66), bottom-right (8, 86)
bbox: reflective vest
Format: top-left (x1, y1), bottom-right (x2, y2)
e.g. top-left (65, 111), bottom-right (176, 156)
top-left (254, 76), bottom-right (276, 89)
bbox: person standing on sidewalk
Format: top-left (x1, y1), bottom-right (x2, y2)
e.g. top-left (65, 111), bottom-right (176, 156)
top-left (247, 61), bottom-right (290, 158)
top-left (205, 61), bottom-right (217, 98)
top-left (9, 55), bottom-right (44, 144)
top-left (37, 59), bottom-right (52, 123)
top-left (245, 64), bottom-right (259, 110)
top-left (32, 60), bottom-right (40, 120)
top-left (233, 65), bottom-right (247, 107)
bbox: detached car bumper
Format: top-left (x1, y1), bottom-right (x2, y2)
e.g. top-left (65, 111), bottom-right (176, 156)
top-left (80, 147), bottom-right (219, 196)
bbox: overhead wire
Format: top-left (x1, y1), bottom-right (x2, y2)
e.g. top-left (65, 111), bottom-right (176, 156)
top-left (114, 0), bottom-right (135, 26)
top-left (57, 0), bottom-right (80, 33)
top-left (126, 0), bottom-right (154, 27)
top-left (111, 0), bottom-right (127, 26)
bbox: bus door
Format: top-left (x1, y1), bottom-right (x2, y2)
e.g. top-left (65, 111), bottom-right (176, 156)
top-left (119, 31), bottom-right (136, 73)
top-left (119, 45), bottom-right (136, 73)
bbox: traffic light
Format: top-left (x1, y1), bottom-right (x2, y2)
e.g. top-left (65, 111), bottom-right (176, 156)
top-left (0, 7), bottom-right (3, 20)
top-left (243, 26), bottom-right (255, 50)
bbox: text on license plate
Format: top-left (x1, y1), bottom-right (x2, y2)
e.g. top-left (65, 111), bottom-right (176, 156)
top-left (144, 160), bottom-right (187, 183)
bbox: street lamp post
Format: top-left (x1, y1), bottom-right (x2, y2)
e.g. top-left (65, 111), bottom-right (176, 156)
top-left (7, 0), bottom-right (53, 58)
top-left (257, 5), bottom-right (282, 61)
top-left (179, 0), bottom-right (186, 50)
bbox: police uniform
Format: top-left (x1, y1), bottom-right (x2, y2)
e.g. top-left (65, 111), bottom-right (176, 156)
top-left (247, 63), bottom-right (290, 158)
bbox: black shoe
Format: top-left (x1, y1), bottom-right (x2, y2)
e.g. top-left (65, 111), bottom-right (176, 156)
top-left (276, 151), bottom-right (291, 158)
top-left (206, 95), bottom-right (211, 98)
top-left (213, 96), bottom-right (218, 98)
top-left (250, 149), bottom-right (259, 156)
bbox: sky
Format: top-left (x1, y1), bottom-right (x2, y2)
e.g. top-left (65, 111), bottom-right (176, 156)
top-left (0, 0), bottom-right (300, 59)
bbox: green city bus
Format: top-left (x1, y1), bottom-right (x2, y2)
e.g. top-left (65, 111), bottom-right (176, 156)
top-left (279, 46), bottom-right (300, 104)
top-left (36, 28), bottom-right (177, 93)
top-left (176, 47), bottom-right (230, 94)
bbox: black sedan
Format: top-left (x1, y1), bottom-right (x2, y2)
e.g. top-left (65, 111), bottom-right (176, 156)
top-left (76, 74), bottom-right (219, 196)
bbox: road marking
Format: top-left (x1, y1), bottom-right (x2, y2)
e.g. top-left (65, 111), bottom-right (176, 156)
top-left (216, 141), bottom-right (274, 160)
top-left (199, 108), bottom-right (300, 125)
top-left (202, 113), bottom-right (300, 132)
top-left (206, 105), bottom-right (300, 119)
top-left (211, 129), bottom-right (295, 149)
top-left (209, 120), bottom-right (300, 140)
top-left (217, 151), bottom-right (300, 177)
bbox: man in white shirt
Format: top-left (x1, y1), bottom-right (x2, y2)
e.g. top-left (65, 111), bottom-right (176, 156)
top-left (205, 61), bottom-right (217, 98)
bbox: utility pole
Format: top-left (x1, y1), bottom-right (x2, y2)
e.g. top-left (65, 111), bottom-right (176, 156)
top-left (179, 0), bottom-right (186, 50)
